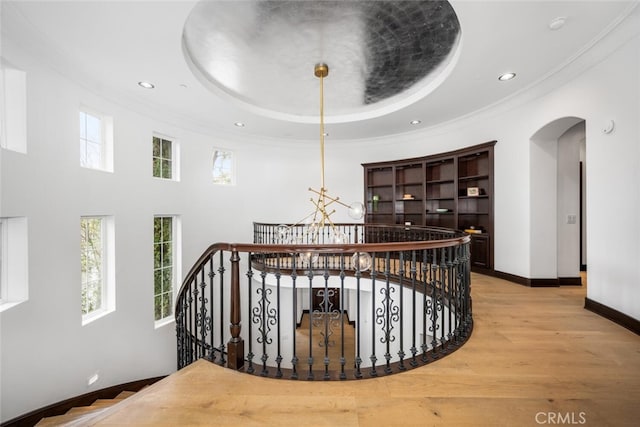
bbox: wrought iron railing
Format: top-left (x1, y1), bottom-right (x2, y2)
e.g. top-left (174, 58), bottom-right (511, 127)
top-left (176, 223), bottom-right (472, 380)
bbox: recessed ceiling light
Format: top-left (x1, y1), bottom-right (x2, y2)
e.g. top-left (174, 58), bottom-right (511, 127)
top-left (410, 120), bottom-right (422, 125)
top-left (498, 73), bottom-right (516, 81)
top-left (549, 17), bottom-right (566, 31)
top-left (234, 122), bottom-right (245, 127)
top-left (138, 81), bottom-right (155, 89)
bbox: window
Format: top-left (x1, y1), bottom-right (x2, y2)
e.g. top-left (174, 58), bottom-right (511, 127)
top-left (0, 217), bottom-right (29, 312)
top-left (212, 148), bottom-right (234, 185)
top-left (0, 66), bottom-right (27, 153)
top-left (154, 216), bottom-right (181, 324)
top-left (81, 216), bottom-right (115, 324)
top-left (152, 135), bottom-right (179, 180)
top-left (0, 219), bottom-right (4, 303)
top-left (79, 110), bottom-right (113, 171)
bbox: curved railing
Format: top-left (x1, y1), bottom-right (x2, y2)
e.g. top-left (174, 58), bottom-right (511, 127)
top-left (176, 223), bottom-right (472, 380)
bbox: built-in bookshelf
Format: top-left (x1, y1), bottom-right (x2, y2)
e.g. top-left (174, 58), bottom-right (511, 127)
top-left (362, 141), bottom-right (495, 271)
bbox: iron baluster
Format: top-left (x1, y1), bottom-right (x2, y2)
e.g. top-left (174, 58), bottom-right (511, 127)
top-left (291, 254), bottom-right (299, 380)
top-left (198, 269), bottom-right (209, 359)
top-left (339, 254), bottom-right (346, 380)
top-left (218, 251), bottom-right (226, 365)
top-left (208, 256), bottom-right (216, 362)
top-left (275, 253), bottom-right (283, 378)
top-left (398, 251), bottom-right (406, 371)
top-left (307, 267), bottom-right (315, 380)
top-left (369, 252), bottom-right (378, 377)
top-left (354, 252), bottom-right (363, 379)
top-left (410, 250), bottom-right (418, 367)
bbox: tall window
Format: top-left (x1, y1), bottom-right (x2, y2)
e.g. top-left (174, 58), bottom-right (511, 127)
top-left (212, 148), bottom-right (234, 185)
top-left (81, 216), bottom-right (114, 323)
top-left (0, 217), bottom-right (29, 312)
top-left (79, 110), bottom-right (113, 172)
top-left (153, 136), bottom-right (179, 180)
top-left (154, 216), bottom-right (180, 323)
top-left (0, 219), bottom-right (5, 304)
top-left (1, 67), bottom-right (27, 153)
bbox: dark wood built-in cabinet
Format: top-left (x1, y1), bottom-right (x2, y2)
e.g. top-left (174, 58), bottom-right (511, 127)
top-left (363, 141), bottom-right (495, 272)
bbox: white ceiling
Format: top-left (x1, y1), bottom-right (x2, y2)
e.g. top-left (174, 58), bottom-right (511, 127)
top-left (1, 1), bottom-right (637, 142)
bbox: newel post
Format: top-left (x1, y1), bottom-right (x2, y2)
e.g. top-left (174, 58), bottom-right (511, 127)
top-left (227, 250), bottom-right (245, 370)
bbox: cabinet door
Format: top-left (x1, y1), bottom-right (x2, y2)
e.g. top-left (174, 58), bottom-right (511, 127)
top-left (470, 235), bottom-right (490, 268)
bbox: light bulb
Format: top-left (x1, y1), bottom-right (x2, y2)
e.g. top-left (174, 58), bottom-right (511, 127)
top-left (275, 224), bottom-right (291, 244)
top-left (299, 251), bottom-right (319, 267)
top-left (352, 252), bottom-right (372, 272)
top-left (348, 202), bottom-right (365, 220)
top-left (332, 231), bottom-right (348, 244)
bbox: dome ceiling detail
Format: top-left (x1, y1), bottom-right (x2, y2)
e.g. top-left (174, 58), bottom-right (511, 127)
top-left (182, 0), bottom-right (461, 123)
top-left (2, 1), bottom-right (636, 140)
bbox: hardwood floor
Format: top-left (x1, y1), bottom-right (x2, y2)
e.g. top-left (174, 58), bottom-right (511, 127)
top-left (89, 273), bottom-right (640, 426)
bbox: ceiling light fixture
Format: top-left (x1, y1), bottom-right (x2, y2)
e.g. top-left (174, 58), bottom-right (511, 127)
top-left (410, 120), bottom-right (422, 125)
top-left (138, 81), bottom-right (155, 89)
top-left (498, 72), bottom-right (516, 81)
top-left (548, 17), bottom-right (567, 31)
top-left (307, 63), bottom-right (365, 226)
top-left (276, 64), bottom-right (368, 268)
top-left (234, 122), bottom-right (245, 127)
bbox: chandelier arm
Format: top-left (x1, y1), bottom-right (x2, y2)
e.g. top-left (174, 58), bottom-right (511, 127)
top-left (308, 187), bottom-right (350, 208)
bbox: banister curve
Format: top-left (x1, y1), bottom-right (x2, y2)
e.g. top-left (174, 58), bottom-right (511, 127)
top-left (176, 223), bottom-right (473, 380)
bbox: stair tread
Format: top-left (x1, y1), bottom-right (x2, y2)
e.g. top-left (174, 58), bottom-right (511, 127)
top-left (114, 390), bottom-right (136, 399)
top-left (35, 407), bottom-right (110, 426)
top-left (36, 393), bottom-right (137, 426)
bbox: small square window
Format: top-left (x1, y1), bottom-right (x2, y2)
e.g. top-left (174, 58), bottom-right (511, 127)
top-left (212, 148), bottom-right (234, 185)
top-left (79, 109), bottom-right (113, 172)
top-left (152, 135), bottom-right (180, 181)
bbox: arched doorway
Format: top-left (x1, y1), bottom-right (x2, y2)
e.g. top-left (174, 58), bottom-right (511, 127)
top-left (529, 117), bottom-right (585, 285)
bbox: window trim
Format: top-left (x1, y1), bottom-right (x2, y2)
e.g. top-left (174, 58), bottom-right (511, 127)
top-left (152, 133), bottom-right (180, 181)
top-left (79, 108), bottom-right (114, 173)
top-left (212, 147), bottom-right (235, 185)
top-left (81, 216), bottom-right (115, 325)
top-left (0, 217), bottom-right (29, 312)
top-left (0, 65), bottom-right (28, 154)
top-left (153, 215), bottom-right (181, 328)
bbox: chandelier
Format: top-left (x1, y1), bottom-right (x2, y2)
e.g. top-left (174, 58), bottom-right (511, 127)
top-left (276, 64), bottom-right (371, 270)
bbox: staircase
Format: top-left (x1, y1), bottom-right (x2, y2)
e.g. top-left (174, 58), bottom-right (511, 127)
top-left (34, 391), bottom-right (137, 426)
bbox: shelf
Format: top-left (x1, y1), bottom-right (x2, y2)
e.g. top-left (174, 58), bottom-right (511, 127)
top-left (458, 174), bottom-right (489, 182)
top-left (426, 179), bottom-right (455, 184)
top-left (367, 184), bottom-right (394, 188)
top-left (363, 141), bottom-right (494, 270)
top-left (458, 195), bottom-right (489, 199)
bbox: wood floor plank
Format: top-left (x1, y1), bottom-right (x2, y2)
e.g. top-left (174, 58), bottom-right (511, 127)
top-left (88, 273), bottom-right (640, 426)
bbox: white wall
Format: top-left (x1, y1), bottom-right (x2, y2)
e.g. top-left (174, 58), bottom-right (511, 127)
top-left (1, 6), bottom-right (639, 424)
top-left (0, 46), bottom-right (320, 422)
top-left (336, 27), bottom-right (640, 319)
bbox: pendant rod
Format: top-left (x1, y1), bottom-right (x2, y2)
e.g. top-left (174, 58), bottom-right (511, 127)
top-left (315, 64), bottom-right (329, 192)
